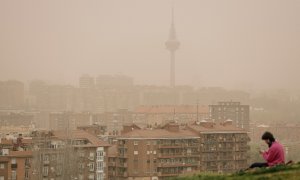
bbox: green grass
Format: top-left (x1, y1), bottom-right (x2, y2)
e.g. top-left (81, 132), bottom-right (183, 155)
top-left (172, 162), bottom-right (300, 180)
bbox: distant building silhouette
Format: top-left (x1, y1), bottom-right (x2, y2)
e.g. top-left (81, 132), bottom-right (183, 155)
top-left (79, 74), bottom-right (95, 89)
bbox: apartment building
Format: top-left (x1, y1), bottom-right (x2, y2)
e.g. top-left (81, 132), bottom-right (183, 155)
top-left (108, 120), bottom-right (250, 180)
top-left (210, 101), bottom-right (250, 131)
top-left (108, 123), bottom-right (200, 180)
top-left (188, 120), bottom-right (250, 173)
top-left (0, 134), bottom-right (33, 180)
top-left (31, 130), bottom-right (110, 180)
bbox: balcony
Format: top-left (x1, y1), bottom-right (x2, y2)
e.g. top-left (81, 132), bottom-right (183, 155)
top-left (119, 153), bottom-right (128, 158)
top-left (235, 145), bottom-right (250, 151)
top-left (158, 144), bottom-right (183, 149)
top-left (108, 162), bottom-right (116, 166)
top-left (218, 157), bottom-right (234, 161)
top-left (118, 162), bottom-right (127, 167)
top-left (157, 172), bottom-right (179, 177)
top-left (88, 156), bottom-right (95, 161)
top-left (157, 162), bottom-right (198, 167)
top-left (185, 144), bottom-right (199, 148)
top-left (158, 153), bottom-right (199, 158)
top-left (116, 172), bottom-right (128, 177)
top-left (25, 163), bottom-right (31, 168)
top-left (108, 171), bottom-right (116, 176)
top-left (218, 148), bottom-right (234, 152)
top-left (43, 160), bottom-right (50, 165)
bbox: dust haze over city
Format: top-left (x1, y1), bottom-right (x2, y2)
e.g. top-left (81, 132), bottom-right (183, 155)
top-left (1, 1), bottom-right (300, 180)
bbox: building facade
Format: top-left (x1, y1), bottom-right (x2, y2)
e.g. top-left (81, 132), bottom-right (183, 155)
top-left (210, 101), bottom-right (250, 131)
top-left (31, 130), bottom-right (110, 180)
top-left (108, 121), bottom-right (249, 180)
top-left (0, 134), bottom-right (33, 180)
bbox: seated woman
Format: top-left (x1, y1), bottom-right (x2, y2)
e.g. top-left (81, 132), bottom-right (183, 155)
top-left (249, 131), bottom-right (285, 169)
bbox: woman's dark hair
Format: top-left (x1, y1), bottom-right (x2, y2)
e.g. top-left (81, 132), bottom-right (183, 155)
top-left (261, 131), bottom-right (275, 142)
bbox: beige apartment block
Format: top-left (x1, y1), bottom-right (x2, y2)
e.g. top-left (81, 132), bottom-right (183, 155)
top-left (108, 120), bottom-right (249, 180)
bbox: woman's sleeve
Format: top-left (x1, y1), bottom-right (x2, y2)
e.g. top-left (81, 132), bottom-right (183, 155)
top-left (262, 148), bottom-right (276, 162)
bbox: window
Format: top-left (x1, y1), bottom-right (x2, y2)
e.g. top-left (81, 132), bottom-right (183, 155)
top-left (79, 163), bottom-right (85, 170)
top-left (89, 162), bottom-right (94, 171)
top-left (0, 163), bottom-right (4, 169)
top-left (43, 154), bottom-right (49, 162)
top-left (97, 161), bottom-right (103, 171)
top-left (2, 149), bottom-right (8, 155)
top-left (97, 150), bottom-right (104, 161)
top-left (11, 158), bottom-right (16, 164)
top-left (134, 141), bottom-right (138, 145)
top-left (25, 158), bottom-right (30, 167)
top-left (0, 176), bottom-right (4, 180)
top-left (88, 174), bottom-right (94, 180)
top-left (42, 166), bottom-right (48, 176)
top-left (134, 151), bottom-right (138, 155)
top-left (89, 152), bottom-right (95, 160)
top-left (12, 170), bottom-right (17, 180)
top-left (51, 154), bottom-right (56, 161)
top-left (79, 151), bottom-right (85, 157)
top-left (78, 174), bottom-right (84, 180)
top-left (25, 169), bottom-right (29, 179)
top-left (96, 172), bottom-right (104, 180)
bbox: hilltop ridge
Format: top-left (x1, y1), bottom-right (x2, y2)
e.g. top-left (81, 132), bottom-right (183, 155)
top-left (172, 162), bottom-right (300, 180)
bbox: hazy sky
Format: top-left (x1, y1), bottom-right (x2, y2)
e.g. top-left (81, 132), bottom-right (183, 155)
top-left (0, 0), bottom-right (299, 89)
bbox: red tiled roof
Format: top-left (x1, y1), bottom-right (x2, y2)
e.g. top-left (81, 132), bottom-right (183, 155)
top-left (52, 130), bottom-right (110, 147)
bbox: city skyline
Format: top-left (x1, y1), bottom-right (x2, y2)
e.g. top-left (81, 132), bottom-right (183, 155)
top-left (0, 0), bottom-right (300, 90)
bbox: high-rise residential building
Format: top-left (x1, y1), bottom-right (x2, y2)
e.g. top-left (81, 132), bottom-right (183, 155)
top-left (209, 101), bottom-right (250, 131)
top-left (188, 120), bottom-right (250, 173)
top-left (29, 81), bottom-right (76, 111)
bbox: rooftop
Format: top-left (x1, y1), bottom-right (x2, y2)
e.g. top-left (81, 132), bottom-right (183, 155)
top-left (119, 128), bottom-right (198, 139)
top-left (52, 130), bottom-right (110, 147)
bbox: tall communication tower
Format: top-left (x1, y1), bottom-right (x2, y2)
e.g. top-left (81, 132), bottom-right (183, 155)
top-left (165, 3), bottom-right (180, 87)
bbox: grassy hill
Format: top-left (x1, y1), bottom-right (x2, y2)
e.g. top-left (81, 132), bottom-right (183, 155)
top-left (172, 162), bottom-right (300, 180)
